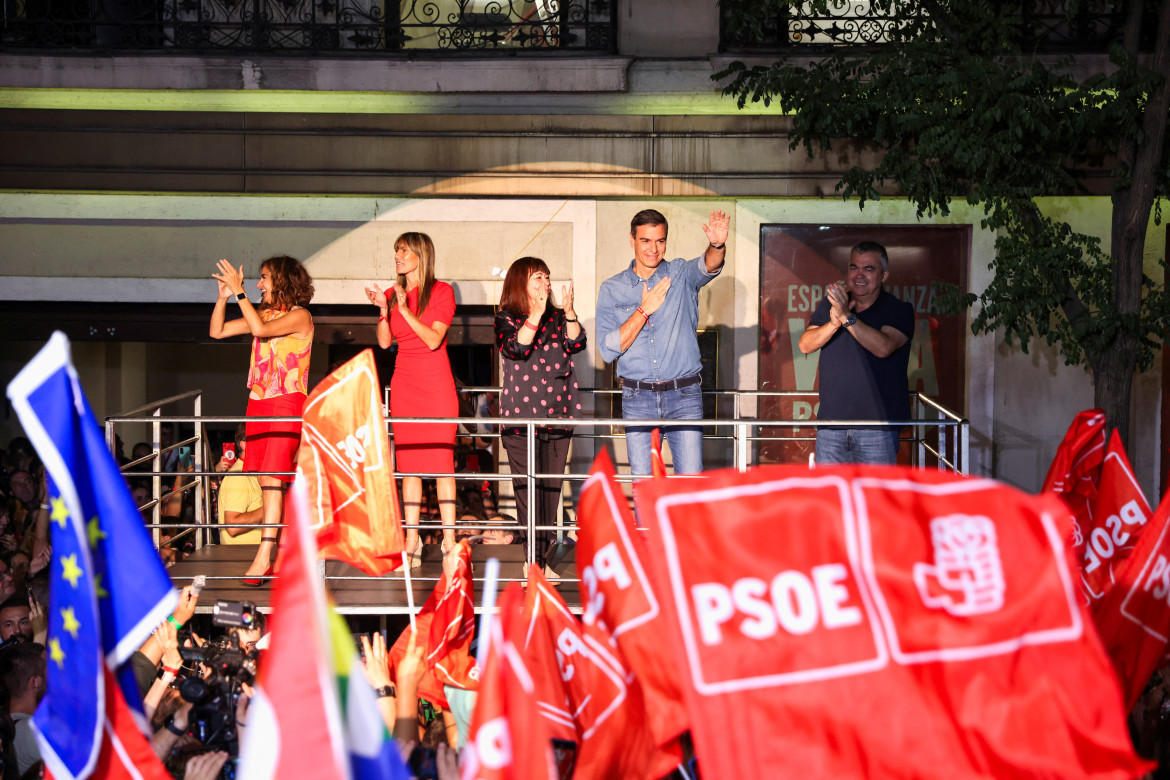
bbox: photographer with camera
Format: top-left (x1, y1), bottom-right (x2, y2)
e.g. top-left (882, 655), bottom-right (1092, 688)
top-left (134, 588), bottom-right (259, 780)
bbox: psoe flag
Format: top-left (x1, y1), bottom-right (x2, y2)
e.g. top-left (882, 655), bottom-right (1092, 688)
top-left (634, 464), bottom-right (1150, 779)
top-left (299, 348), bottom-right (405, 575)
top-left (6, 331), bottom-right (177, 780)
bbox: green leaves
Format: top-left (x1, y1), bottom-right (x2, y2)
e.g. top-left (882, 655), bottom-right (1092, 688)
top-left (718, 0), bottom-right (1170, 389)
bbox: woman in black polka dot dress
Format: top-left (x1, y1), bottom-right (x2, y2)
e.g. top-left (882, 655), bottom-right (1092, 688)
top-left (495, 257), bottom-right (587, 543)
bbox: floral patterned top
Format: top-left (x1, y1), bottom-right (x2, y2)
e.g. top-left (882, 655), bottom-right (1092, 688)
top-left (246, 306), bottom-right (313, 399)
top-left (495, 307), bottom-right (587, 433)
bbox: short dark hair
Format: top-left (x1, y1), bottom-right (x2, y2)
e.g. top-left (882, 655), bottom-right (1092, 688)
top-left (0, 595), bottom-right (28, 614)
top-left (851, 241), bottom-right (889, 272)
top-left (630, 209), bottom-right (668, 237)
top-left (486, 514), bottom-right (523, 545)
top-left (0, 642), bottom-right (44, 699)
top-left (7, 438), bottom-right (32, 457)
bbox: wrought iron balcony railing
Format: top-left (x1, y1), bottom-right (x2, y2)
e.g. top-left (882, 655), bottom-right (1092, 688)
top-left (719, 0), bottom-right (1157, 54)
top-left (0, 0), bottom-right (616, 53)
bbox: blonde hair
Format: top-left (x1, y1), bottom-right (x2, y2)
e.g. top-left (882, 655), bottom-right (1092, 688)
top-left (393, 232), bottom-right (437, 316)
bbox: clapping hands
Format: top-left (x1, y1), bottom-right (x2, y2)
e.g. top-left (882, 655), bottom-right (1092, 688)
top-left (364, 284), bottom-right (388, 309)
top-left (212, 260), bottom-right (246, 298)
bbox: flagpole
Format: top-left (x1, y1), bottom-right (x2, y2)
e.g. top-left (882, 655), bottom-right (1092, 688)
top-left (402, 552), bottom-right (416, 633)
top-left (475, 557), bottom-right (500, 670)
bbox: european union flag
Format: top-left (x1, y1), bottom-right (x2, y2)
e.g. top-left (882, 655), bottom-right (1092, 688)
top-left (7, 332), bottom-right (177, 780)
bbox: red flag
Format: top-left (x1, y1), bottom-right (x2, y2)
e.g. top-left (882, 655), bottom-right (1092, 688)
top-left (461, 583), bottom-right (557, 780)
top-left (388, 552), bottom-right (478, 709)
top-left (427, 541), bottom-right (480, 692)
top-left (67, 667), bottom-right (173, 780)
top-left (519, 568), bottom-right (583, 744)
top-left (1041, 408), bottom-right (1106, 529)
top-left (633, 463), bottom-right (1148, 779)
top-left (1076, 434), bottom-right (1151, 603)
top-left (1092, 490), bottom-right (1170, 709)
top-left (577, 451), bottom-right (688, 747)
top-left (573, 451), bottom-right (684, 779)
top-left (299, 348), bottom-right (404, 575)
top-left (237, 480), bottom-right (349, 780)
top-left (521, 566), bottom-right (637, 749)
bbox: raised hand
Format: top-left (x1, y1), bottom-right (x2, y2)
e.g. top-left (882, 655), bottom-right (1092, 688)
top-left (360, 632), bottom-right (392, 689)
top-left (28, 592), bottom-right (46, 645)
top-left (532, 281), bottom-right (549, 315)
top-left (212, 259), bottom-right (246, 296)
top-left (365, 284), bottom-right (388, 309)
top-left (397, 629), bottom-right (426, 691)
top-left (640, 276), bottom-right (672, 316)
top-left (173, 584), bottom-right (199, 626)
top-left (561, 281), bottom-right (576, 318)
top-left (702, 209), bottom-right (731, 247)
top-left (827, 281), bottom-right (853, 319)
top-left (389, 283), bottom-right (408, 309)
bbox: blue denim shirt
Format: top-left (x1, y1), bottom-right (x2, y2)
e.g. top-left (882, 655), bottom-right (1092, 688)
top-left (596, 255), bottom-right (720, 382)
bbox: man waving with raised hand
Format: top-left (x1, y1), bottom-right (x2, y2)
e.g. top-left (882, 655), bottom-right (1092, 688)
top-left (597, 208), bottom-right (729, 477)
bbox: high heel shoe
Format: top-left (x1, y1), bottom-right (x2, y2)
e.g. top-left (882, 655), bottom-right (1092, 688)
top-left (406, 537), bottom-right (422, 570)
top-left (240, 565), bottom-right (273, 587)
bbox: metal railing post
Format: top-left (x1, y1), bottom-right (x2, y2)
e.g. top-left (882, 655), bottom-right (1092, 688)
top-left (152, 409), bottom-right (161, 550)
top-left (915, 397), bottom-right (926, 469)
top-left (937, 408), bottom-right (947, 471)
top-left (194, 391), bottom-right (204, 548)
top-left (526, 421), bottom-right (536, 567)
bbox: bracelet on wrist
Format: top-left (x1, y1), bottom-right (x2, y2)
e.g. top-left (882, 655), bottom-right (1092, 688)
top-left (378, 314), bottom-right (388, 323)
top-left (636, 307), bottom-right (650, 321)
top-left (520, 320), bottom-right (538, 332)
top-left (165, 718), bottom-right (187, 736)
top-left (162, 663), bottom-right (181, 675)
top-left (167, 615), bottom-right (183, 630)
top-left (709, 242), bottom-right (725, 250)
top-left (564, 316), bottom-right (578, 323)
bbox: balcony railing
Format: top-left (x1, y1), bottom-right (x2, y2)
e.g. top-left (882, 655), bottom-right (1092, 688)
top-left (0, 0), bottom-right (616, 53)
top-left (719, 0), bottom-right (1157, 54)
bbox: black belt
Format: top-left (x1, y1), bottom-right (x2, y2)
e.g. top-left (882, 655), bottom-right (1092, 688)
top-left (619, 374), bottom-right (701, 392)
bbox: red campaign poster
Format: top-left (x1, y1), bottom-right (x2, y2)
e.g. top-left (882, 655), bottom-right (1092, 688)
top-left (758, 225), bottom-right (969, 464)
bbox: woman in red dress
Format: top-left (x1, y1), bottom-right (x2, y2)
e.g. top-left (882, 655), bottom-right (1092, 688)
top-left (365, 232), bottom-right (458, 560)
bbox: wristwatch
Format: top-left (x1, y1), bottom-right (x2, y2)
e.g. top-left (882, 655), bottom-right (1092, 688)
top-left (375, 685), bottom-right (396, 699)
top-left (844, 313), bottom-right (857, 328)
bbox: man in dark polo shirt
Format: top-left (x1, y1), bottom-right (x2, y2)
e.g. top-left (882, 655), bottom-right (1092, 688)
top-left (798, 241), bottom-right (915, 465)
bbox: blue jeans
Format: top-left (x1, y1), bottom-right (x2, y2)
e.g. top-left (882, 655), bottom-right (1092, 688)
top-left (815, 428), bottom-right (900, 466)
top-left (622, 382), bottom-right (704, 476)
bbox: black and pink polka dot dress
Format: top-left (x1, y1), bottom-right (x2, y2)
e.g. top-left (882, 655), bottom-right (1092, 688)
top-left (495, 308), bottom-right (587, 433)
